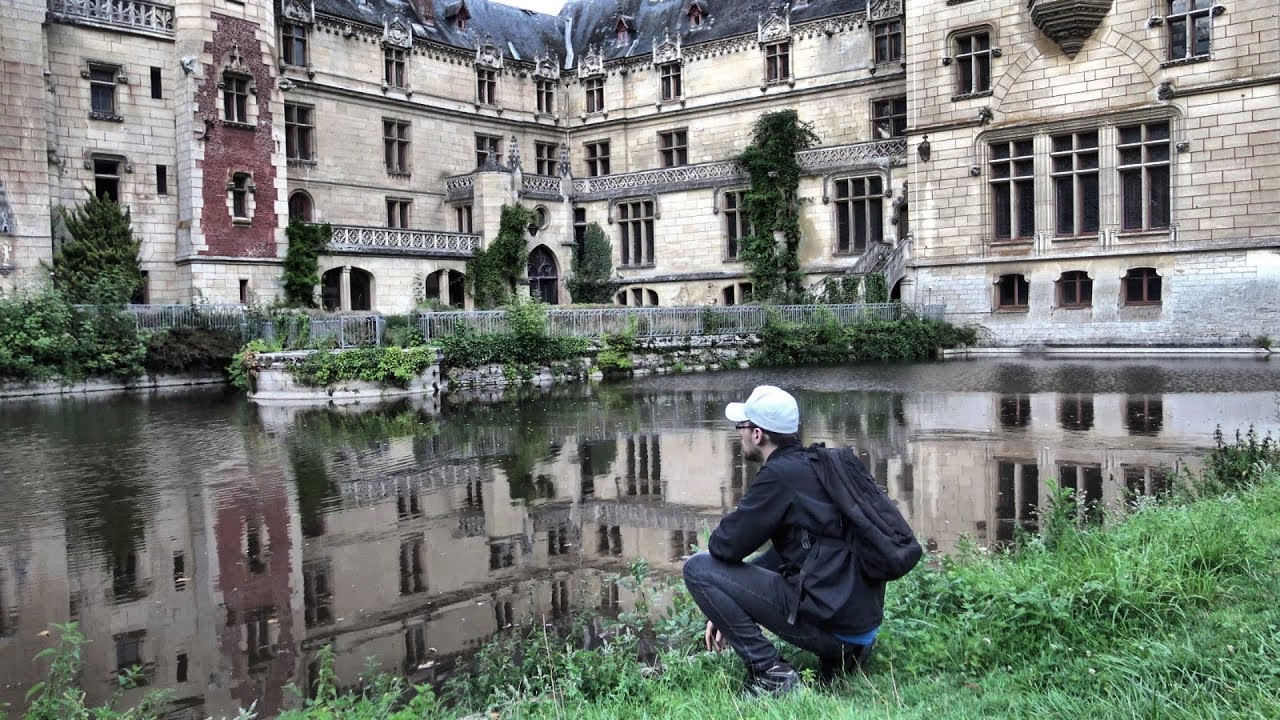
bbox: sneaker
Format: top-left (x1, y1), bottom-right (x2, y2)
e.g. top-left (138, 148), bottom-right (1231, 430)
top-left (818, 641), bottom-right (875, 684)
top-left (743, 661), bottom-right (801, 697)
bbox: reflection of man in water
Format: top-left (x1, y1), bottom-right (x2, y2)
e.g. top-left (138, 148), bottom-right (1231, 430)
top-left (682, 385), bottom-right (883, 695)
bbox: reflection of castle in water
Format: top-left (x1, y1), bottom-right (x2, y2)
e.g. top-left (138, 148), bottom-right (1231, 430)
top-left (1, 379), bottom-right (1277, 717)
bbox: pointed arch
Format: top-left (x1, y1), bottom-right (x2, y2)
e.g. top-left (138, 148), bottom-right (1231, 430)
top-left (528, 245), bottom-right (560, 305)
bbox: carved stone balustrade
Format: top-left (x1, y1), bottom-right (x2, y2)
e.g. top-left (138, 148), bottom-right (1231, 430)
top-left (47, 0), bottom-right (175, 37)
top-left (1028, 0), bottom-right (1113, 58)
top-left (328, 225), bottom-right (482, 258)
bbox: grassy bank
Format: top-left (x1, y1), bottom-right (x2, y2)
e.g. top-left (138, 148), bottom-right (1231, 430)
top-left (15, 435), bottom-right (1280, 720)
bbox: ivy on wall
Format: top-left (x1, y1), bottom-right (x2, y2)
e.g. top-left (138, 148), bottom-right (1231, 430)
top-left (738, 110), bottom-right (821, 304)
top-left (282, 221), bottom-right (332, 308)
top-left (468, 205), bottom-right (537, 310)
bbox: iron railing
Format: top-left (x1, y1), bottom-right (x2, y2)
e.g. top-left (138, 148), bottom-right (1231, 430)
top-left (419, 303), bottom-right (944, 341)
top-left (75, 304), bottom-right (253, 336)
top-left (307, 315), bottom-right (385, 348)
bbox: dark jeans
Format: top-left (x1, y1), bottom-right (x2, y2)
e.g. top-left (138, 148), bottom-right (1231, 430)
top-left (682, 551), bottom-right (865, 674)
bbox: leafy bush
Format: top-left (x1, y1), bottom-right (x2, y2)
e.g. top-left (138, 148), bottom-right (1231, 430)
top-left (864, 272), bottom-right (889, 303)
top-left (754, 312), bottom-right (977, 367)
top-left (440, 301), bottom-right (588, 370)
top-left (24, 622), bottom-right (174, 720)
top-left (278, 646), bottom-right (442, 720)
top-left (0, 289), bottom-right (146, 382)
top-left (383, 314), bottom-right (424, 348)
top-left (291, 346), bottom-right (437, 388)
top-left (596, 321), bottom-right (638, 373)
top-left (567, 222), bottom-right (620, 304)
top-left (282, 221), bottom-right (332, 308)
top-left (228, 338), bottom-right (280, 393)
top-left (143, 327), bottom-right (242, 374)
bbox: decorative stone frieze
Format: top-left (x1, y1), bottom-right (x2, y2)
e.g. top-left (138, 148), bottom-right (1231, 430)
top-left (1028, 0), bottom-right (1113, 59)
top-left (579, 44), bottom-right (605, 77)
top-left (758, 5), bottom-right (791, 44)
top-left (532, 51), bottom-right (560, 80)
top-left (279, 0), bottom-right (313, 25)
top-left (653, 30), bottom-right (682, 65)
top-left (475, 34), bottom-right (504, 70)
top-left (382, 16), bottom-right (413, 48)
top-left (329, 225), bottom-right (482, 256)
top-left (869, 0), bottom-right (903, 21)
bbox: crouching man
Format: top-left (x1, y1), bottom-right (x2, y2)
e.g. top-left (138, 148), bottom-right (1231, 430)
top-left (682, 386), bottom-right (883, 696)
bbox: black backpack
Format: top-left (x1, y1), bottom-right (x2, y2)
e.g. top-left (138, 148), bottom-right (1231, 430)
top-left (805, 443), bottom-right (923, 582)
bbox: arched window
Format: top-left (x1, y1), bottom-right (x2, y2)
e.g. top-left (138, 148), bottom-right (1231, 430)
top-left (320, 267), bottom-right (375, 311)
top-left (424, 269), bottom-right (466, 309)
top-left (721, 282), bottom-right (753, 306)
top-left (1056, 271), bottom-right (1092, 308)
top-left (528, 245), bottom-right (559, 305)
top-left (1123, 267), bottom-right (1162, 305)
top-left (288, 191), bottom-right (313, 222)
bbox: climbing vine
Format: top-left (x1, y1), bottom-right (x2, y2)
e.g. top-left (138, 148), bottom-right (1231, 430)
top-left (467, 205), bottom-right (537, 310)
top-left (738, 110), bottom-right (821, 304)
top-left (282, 221), bottom-right (332, 307)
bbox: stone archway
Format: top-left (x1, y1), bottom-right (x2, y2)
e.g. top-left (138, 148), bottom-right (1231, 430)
top-left (319, 266), bottom-right (374, 311)
top-left (527, 245), bottom-right (559, 305)
top-left (424, 269), bottom-right (466, 309)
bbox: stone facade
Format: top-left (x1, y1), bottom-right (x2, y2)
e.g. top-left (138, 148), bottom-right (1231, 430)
top-left (0, 0), bottom-right (1275, 344)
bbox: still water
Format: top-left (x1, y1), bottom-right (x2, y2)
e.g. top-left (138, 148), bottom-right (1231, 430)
top-left (0, 358), bottom-right (1277, 717)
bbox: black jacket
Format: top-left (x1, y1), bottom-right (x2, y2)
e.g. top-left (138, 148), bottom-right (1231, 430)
top-left (708, 442), bottom-right (885, 635)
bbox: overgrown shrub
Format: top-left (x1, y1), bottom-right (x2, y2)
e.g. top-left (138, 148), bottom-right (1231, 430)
top-left (596, 320), bottom-right (638, 373)
top-left (24, 622), bottom-right (174, 720)
top-left (439, 301), bottom-right (588, 369)
top-left (754, 312), bottom-right (977, 367)
top-left (50, 193), bottom-right (143, 304)
top-left (383, 314), bottom-right (424, 348)
top-left (566, 222), bottom-right (619, 304)
top-left (228, 338), bottom-right (280, 393)
top-left (143, 327), bottom-right (241, 374)
top-left (291, 346), bottom-right (437, 388)
top-left (468, 205), bottom-right (537, 309)
top-left (0, 289), bottom-right (146, 382)
top-left (282, 221), bottom-right (333, 307)
top-left (864, 272), bottom-right (889, 304)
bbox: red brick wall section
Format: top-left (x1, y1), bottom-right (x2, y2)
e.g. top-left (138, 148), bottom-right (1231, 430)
top-left (199, 14), bottom-right (278, 258)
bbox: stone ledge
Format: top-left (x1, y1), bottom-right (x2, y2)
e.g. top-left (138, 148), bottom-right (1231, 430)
top-left (0, 371), bottom-right (226, 400)
top-left (943, 347), bottom-right (1273, 359)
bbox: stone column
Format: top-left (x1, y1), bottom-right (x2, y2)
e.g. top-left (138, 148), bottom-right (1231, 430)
top-left (340, 265), bottom-right (351, 311)
top-left (440, 269), bottom-right (452, 308)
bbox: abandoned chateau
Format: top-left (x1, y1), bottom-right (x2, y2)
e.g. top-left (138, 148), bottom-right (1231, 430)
top-left (0, 0), bottom-right (1276, 344)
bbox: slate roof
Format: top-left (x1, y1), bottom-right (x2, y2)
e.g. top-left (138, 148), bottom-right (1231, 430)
top-left (310, 0), bottom-right (868, 69)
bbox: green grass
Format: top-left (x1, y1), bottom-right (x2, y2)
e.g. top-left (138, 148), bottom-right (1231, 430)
top-left (15, 440), bottom-right (1280, 720)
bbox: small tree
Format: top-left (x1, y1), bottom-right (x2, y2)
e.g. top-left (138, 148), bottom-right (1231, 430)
top-left (566, 222), bottom-right (619, 304)
top-left (50, 193), bottom-right (143, 303)
top-left (282, 220), bottom-right (333, 307)
top-left (468, 205), bottom-right (537, 310)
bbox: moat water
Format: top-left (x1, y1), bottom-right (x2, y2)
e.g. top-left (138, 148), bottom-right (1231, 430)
top-left (1, 357), bottom-right (1277, 717)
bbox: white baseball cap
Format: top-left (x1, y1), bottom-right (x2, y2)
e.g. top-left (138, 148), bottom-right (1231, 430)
top-left (725, 385), bottom-right (800, 434)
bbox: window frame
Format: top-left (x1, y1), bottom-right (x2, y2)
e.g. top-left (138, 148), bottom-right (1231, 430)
top-left (995, 273), bottom-right (1030, 311)
top-left (475, 133), bottom-right (502, 168)
top-left (618, 199), bottom-right (656, 268)
top-left (1050, 130), bottom-right (1101, 237)
top-left (88, 62), bottom-right (121, 119)
top-left (383, 118), bottom-right (411, 175)
top-left (953, 29), bottom-right (993, 96)
top-left (222, 73), bottom-right (250, 125)
top-left (764, 40), bottom-right (791, 83)
top-left (989, 138), bottom-right (1035, 242)
top-left (873, 20), bottom-right (904, 64)
top-left (1118, 121), bottom-right (1172, 232)
top-left (584, 76), bottom-right (605, 114)
top-left (584, 140), bottom-right (610, 177)
top-left (476, 67), bottom-right (497, 105)
top-left (280, 23), bottom-right (309, 67)
top-left (1166, 0), bottom-right (1213, 61)
top-left (833, 175), bottom-right (884, 255)
top-left (871, 95), bottom-right (907, 138)
top-left (1122, 267), bottom-right (1163, 306)
top-left (1056, 270), bottom-right (1093, 309)
top-left (384, 46), bottom-right (407, 88)
top-left (93, 156), bottom-right (123, 203)
top-left (723, 190), bottom-right (750, 262)
top-left (229, 172), bottom-right (252, 222)
top-left (659, 62), bottom-right (683, 101)
top-left (658, 128), bottom-right (688, 167)
top-left (535, 78), bottom-right (556, 114)
top-left (455, 204), bottom-right (473, 233)
top-left (534, 141), bottom-right (558, 176)
top-left (385, 197), bottom-right (412, 229)
top-left (284, 103), bottom-right (315, 162)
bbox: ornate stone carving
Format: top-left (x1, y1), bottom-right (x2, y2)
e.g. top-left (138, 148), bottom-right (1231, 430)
top-left (869, 0), bottom-right (903, 21)
top-left (532, 51), bottom-right (560, 80)
top-left (1157, 80), bottom-right (1175, 100)
top-left (0, 181), bottom-right (15, 236)
top-left (383, 15), bottom-right (413, 48)
top-left (558, 142), bottom-right (571, 176)
top-left (223, 42), bottom-right (252, 77)
top-left (653, 30), bottom-right (682, 65)
top-left (507, 135), bottom-right (521, 170)
top-left (1028, 0), bottom-right (1113, 59)
top-left (279, 0), bottom-right (313, 25)
top-left (475, 34), bottom-right (504, 69)
top-left (329, 225), bottom-right (482, 257)
top-left (758, 5), bottom-right (791, 44)
top-left (579, 44), bottom-right (605, 77)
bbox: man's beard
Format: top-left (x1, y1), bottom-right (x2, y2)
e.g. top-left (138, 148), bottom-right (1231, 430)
top-left (743, 443), bottom-right (764, 463)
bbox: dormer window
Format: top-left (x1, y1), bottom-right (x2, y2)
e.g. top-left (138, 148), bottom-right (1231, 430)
top-left (447, 1), bottom-right (471, 31)
top-left (617, 26), bottom-right (629, 45)
top-left (615, 16), bottom-right (635, 46)
top-left (690, 6), bottom-right (703, 27)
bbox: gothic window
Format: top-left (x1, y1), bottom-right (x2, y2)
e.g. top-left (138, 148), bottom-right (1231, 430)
top-left (281, 23), bottom-right (308, 66)
top-left (989, 139), bottom-right (1035, 241)
top-left (660, 63), bottom-right (683, 101)
top-left (1118, 121), bottom-right (1171, 231)
top-left (584, 77), bottom-right (605, 113)
top-left (1167, 0), bottom-right (1213, 61)
top-left (383, 119), bottom-right (411, 174)
top-left (475, 133), bottom-right (502, 167)
top-left (399, 537), bottom-right (426, 594)
top-left (585, 140), bottom-right (610, 176)
top-left (536, 78), bottom-right (556, 114)
top-left (1051, 130), bottom-right (1100, 236)
top-left (658, 129), bottom-right (687, 167)
top-left (721, 282), bottom-right (753, 306)
top-left (999, 393), bottom-right (1031, 427)
top-left (873, 20), bottom-right (903, 64)
top-left (284, 103), bottom-right (314, 161)
top-left (535, 141), bottom-right (557, 176)
top-left (222, 74), bottom-right (250, 124)
top-left (723, 190), bottom-right (750, 261)
top-left (476, 67), bottom-right (497, 105)
top-left (288, 191), bottom-right (313, 222)
top-left (385, 47), bottom-right (407, 88)
top-left (618, 200), bottom-right (655, 267)
top-left (87, 63), bottom-right (121, 119)
top-left (1126, 395), bottom-right (1163, 434)
top-left (872, 96), bottom-right (907, 138)
top-left (114, 631), bottom-right (145, 676)
top-left (386, 198), bottom-right (411, 229)
top-left (93, 156), bottom-right (122, 203)
top-left (1059, 394), bottom-right (1094, 431)
top-left (229, 172), bottom-right (253, 222)
top-left (302, 561), bottom-right (333, 628)
top-left (455, 204), bottom-right (473, 233)
top-left (764, 41), bottom-right (791, 83)
top-left (834, 176), bottom-right (883, 254)
top-left (954, 30), bottom-right (992, 95)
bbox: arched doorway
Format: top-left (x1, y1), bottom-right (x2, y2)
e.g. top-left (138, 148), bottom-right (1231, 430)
top-left (319, 266), bottom-right (374, 311)
top-left (527, 245), bottom-right (559, 305)
top-left (890, 278), bottom-right (903, 302)
top-left (424, 269), bottom-right (466, 309)
top-left (288, 191), bottom-right (313, 222)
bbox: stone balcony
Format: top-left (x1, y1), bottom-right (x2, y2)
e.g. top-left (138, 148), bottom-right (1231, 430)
top-left (327, 225), bottom-right (482, 258)
top-left (46, 0), bottom-right (175, 38)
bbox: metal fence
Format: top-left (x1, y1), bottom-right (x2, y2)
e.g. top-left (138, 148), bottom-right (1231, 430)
top-left (418, 303), bottom-right (946, 341)
top-left (307, 315), bottom-right (385, 349)
top-left (73, 304), bottom-right (255, 337)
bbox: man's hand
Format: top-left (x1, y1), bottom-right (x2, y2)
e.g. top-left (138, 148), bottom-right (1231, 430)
top-left (704, 621), bottom-right (726, 652)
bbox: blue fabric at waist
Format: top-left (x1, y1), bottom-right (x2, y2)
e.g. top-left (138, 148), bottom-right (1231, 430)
top-left (832, 626), bottom-right (879, 646)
